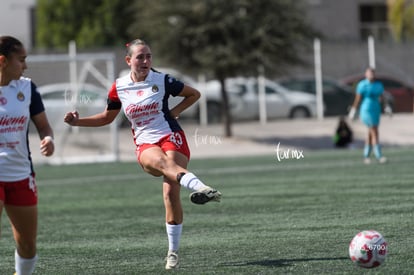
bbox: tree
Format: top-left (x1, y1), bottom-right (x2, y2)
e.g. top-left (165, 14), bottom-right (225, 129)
top-left (387, 0), bottom-right (414, 42)
top-left (36, 0), bottom-right (133, 49)
top-left (129, 0), bottom-right (316, 137)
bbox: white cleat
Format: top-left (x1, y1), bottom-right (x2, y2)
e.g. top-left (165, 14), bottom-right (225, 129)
top-left (378, 156), bottom-right (387, 164)
top-left (190, 187), bottom-right (222, 205)
top-left (165, 250), bottom-right (179, 270)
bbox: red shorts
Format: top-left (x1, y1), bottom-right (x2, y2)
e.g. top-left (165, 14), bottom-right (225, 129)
top-left (0, 175), bottom-right (38, 206)
top-left (136, 131), bottom-right (190, 164)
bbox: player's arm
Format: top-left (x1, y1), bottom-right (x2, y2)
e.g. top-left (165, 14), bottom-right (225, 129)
top-left (348, 82), bottom-right (362, 120)
top-left (348, 93), bottom-right (360, 120)
top-left (350, 93), bottom-right (361, 109)
top-left (30, 82), bottom-right (54, 156)
top-left (32, 111), bottom-right (55, 156)
top-left (64, 107), bottom-right (120, 127)
top-left (64, 82), bottom-right (121, 127)
top-left (170, 85), bottom-right (201, 119)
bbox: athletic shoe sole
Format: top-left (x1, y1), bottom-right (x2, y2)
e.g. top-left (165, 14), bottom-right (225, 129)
top-left (190, 188), bottom-right (221, 204)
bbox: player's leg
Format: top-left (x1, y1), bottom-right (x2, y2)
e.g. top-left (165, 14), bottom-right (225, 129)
top-left (370, 126), bottom-right (386, 162)
top-left (139, 146), bottom-right (221, 204)
top-left (5, 176), bottom-right (39, 275)
top-left (6, 205), bottom-right (38, 275)
top-left (0, 200), bottom-right (3, 238)
top-left (363, 127), bottom-right (373, 163)
top-left (0, 184), bottom-right (5, 238)
top-left (361, 112), bottom-right (373, 162)
top-left (370, 126), bottom-right (379, 145)
top-left (163, 150), bottom-right (186, 269)
top-left (164, 150), bottom-right (187, 224)
top-left (139, 146), bottom-right (186, 179)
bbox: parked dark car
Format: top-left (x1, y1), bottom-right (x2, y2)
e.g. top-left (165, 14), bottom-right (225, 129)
top-left (341, 73), bottom-right (413, 113)
top-left (278, 76), bottom-right (354, 116)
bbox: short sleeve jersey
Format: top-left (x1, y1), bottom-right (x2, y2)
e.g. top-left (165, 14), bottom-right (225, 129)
top-left (356, 79), bottom-right (384, 114)
top-left (0, 77), bottom-right (45, 181)
top-left (107, 70), bottom-right (185, 145)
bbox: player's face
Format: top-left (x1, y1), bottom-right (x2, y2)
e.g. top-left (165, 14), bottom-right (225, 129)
top-left (127, 44), bottom-right (152, 82)
top-left (1, 48), bottom-right (27, 83)
top-left (365, 69), bottom-right (375, 82)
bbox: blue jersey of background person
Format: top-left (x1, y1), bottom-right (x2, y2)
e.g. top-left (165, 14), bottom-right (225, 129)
top-left (356, 77), bottom-right (384, 127)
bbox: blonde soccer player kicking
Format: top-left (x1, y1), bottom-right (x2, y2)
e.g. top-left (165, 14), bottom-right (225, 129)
top-left (64, 39), bottom-right (221, 270)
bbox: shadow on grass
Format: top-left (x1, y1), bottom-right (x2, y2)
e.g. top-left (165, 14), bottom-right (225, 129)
top-left (252, 136), bottom-right (365, 150)
top-left (220, 256), bottom-right (348, 268)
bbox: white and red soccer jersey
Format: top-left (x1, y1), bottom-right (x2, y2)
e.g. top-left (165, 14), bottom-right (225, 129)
top-left (0, 77), bottom-right (45, 182)
top-left (107, 70), bottom-right (185, 145)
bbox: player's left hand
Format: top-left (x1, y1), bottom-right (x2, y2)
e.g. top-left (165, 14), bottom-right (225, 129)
top-left (40, 136), bottom-right (54, 156)
top-left (384, 104), bottom-right (393, 117)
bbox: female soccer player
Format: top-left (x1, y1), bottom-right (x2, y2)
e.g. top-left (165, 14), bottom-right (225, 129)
top-left (349, 67), bottom-right (387, 164)
top-left (64, 39), bottom-right (221, 269)
top-left (0, 36), bottom-right (55, 274)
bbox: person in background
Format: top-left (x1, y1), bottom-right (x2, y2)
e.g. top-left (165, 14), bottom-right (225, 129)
top-left (0, 36), bottom-right (55, 275)
top-left (349, 67), bottom-right (387, 164)
top-left (64, 39), bottom-right (221, 270)
top-left (333, 116), bottom-right (353, 148)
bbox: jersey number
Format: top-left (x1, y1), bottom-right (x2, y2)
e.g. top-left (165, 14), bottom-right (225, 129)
top-left (170, 132), bottom-right (183, 148)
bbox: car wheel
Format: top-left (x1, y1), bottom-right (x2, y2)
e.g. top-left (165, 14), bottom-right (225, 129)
top-left (290, 106), bottom-right (310, 119)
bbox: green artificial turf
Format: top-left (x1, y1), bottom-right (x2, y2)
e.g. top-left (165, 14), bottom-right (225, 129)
top-left (1, 147), bottom-right (413, 274)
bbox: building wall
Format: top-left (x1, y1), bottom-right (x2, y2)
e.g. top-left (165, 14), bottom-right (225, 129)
top-left (287, 41), bottom-right (414, 86)
top-left (0, 0), bottom-right (36, 50)
top-left (306, 0), bottom-right (360, 41)
top-left (305, 0), bottom-right (389, 41)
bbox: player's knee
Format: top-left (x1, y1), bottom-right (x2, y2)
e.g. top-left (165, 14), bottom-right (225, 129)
top-left (143, 167), bottom-right (163, 177)
top-left (149, 155), bottom-right (171, 173)
top-left (141, 156), bottom-right (167, 177)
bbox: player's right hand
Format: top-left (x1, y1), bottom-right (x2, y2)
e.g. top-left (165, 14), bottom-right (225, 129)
top-left (348, 107), bottom-right (357, 120)
top-left (64, 111), bottom-right (79, 125)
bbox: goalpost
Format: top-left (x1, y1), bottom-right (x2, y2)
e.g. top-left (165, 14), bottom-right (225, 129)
top-left (27, 42), bottom-right (120, 164)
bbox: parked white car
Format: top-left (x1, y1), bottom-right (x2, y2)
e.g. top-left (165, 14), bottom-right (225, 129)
top-left (37, 83), bottom-right (107, 129)
top-left (203, 77), bottom-right (318, 121)
top-left (117, 69), bottom-right (315, 122)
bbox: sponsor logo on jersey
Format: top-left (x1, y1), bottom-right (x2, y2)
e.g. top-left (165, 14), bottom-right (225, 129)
top-left (152, 85), bottom-right (159, 93)
top-left (125, 102), bottom-right (159, 115)
top-left (0, 97), bottom-right (7, 105)
top-left (0, 115), bottom-right (28, 126)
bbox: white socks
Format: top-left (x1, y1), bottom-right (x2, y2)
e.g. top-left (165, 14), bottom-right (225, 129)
top-left (166, 223), bottom-right (182, 252)
top-left (15, 250), bottom-right (37, 275)
top-left (179, 173), bottom-right (208, 192)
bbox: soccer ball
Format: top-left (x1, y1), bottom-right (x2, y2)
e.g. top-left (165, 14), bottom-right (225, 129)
top-left (349, 230), bottom-right (388, 268)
